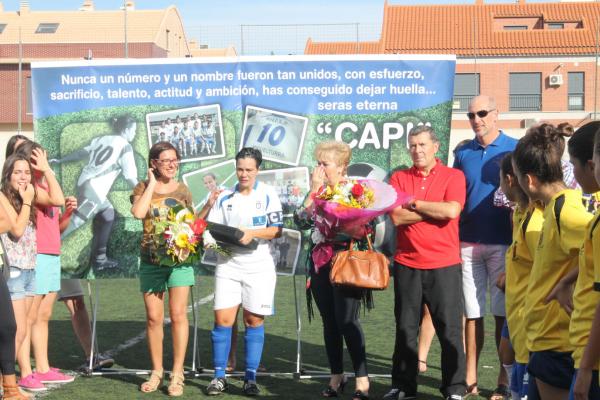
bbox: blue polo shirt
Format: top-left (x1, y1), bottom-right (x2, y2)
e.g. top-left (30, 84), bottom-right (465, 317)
top-left (453, 131), bottom-right (517, 245)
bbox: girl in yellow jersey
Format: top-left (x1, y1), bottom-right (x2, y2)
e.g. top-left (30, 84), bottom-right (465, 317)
top-left (564, 121), bottom-right (600, 400)
top-left (513, 123), bottom-right (592, 400)
top-left (500, 153), bottom-right (544, 400)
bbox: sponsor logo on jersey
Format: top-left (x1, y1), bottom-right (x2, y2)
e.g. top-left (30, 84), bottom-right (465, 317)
top-left (252, 215), bottom-right (266, 226)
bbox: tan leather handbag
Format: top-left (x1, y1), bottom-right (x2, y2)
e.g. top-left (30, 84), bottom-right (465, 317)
top-left (329, 235), bottom-right (390, 290)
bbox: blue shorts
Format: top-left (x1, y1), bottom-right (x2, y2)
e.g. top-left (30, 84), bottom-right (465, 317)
top-left (7, 267), bottom-right (36, 300)
top-left (569, 369), bottom-right (600, 400)
top-left (511, 362), bottom-right (529, 398)
top-left (35, 254), bottom-right (61, 295)
top-left (528, 350), bottom-right (575, 390)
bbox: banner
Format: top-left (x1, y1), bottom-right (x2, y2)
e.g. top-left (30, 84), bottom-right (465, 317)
top-left (31, 55), bottom-right (456, 278)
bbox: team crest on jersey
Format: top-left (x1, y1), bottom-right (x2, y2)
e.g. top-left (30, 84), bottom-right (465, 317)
top-left (227, 204), bottom-right (232, 211)
top-left (256, 201), bottom-right (262, 209)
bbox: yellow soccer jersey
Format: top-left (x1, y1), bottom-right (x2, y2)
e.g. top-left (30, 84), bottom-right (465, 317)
top-left (506, 204), bottom-right (544, 363)
top-left (525, 189), bottom-right (592, 353)
top-left (570, 209), bottom-right (600, 369)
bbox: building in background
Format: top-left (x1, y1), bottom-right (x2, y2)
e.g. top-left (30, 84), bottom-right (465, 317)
top-left (305, 0), bottom-right (600, 157)
top-left (0, 0), bottom-right (234, 159)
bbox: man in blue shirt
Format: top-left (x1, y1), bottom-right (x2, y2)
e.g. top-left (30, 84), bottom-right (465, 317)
top-left (453, 95), bottom-right (517, 398)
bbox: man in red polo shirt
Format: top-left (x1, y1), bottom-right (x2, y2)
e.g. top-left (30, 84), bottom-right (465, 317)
top-left (383, 125), bottom-right (467, 400)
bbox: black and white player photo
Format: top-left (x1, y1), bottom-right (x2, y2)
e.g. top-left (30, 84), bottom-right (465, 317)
top-left (146, 104), bottom-right (225, 163)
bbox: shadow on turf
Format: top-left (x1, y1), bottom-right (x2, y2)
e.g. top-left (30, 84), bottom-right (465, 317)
top-left (49, 320), bottom-right (447, 399)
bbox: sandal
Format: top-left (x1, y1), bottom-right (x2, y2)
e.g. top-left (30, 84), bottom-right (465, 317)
top-left (3, 382), bottom-right (31, 400)
top-left (464, 382), bottom-right (479, 399)
top-left (490, 384), bottom-right (510, 400)
top-left (140, 370), bottom-right (163, 393)
top-left (167, 372), bottom-right (185, 397)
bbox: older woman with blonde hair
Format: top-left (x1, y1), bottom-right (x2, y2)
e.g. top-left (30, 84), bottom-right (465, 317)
top-left (295, 140), bottom-right (371, 400)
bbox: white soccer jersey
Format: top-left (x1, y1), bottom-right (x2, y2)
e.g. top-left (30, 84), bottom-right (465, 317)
top-left (78, 135), bottom-right (136, 197)
top-left (207, 181), bottom-right (283, 267)
top-left (163, 122), bottom-right (174, 139)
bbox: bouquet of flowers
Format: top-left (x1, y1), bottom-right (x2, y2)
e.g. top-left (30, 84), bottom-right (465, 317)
top-left (313, 179), bottom-right (410, 239)
top-left (310, 179), bottom-right (411, 269)
top-left (152, 205), bottom-right (224, 266)
top-left (316, 180), bottom-right (375, 209)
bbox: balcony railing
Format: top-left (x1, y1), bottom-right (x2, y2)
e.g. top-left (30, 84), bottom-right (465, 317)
top-left (568, 94), bottom-right (584, 111)
top-left (453, 95), bottom-right (476, 112)
top-left (509, 94), bottom-right (541, 111)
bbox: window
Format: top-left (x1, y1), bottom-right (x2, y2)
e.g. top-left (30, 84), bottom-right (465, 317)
top-left (453, 73), bottom-right (480, 111)
top-left (509, 73), bottom-right (541, 111)
top-left (0, 24), bottom-right (6, 34)
top-left (568, 72), bottom-right (584, 111)
top-left (35, 23), bottom-right (59, 34)
top-left (548, 23), bottom-right (564, 30)
top-left (504, 25), bottom-right (528, 31)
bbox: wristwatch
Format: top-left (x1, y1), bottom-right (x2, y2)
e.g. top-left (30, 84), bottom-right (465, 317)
top-left (409, 200), bottom-right (418, 211)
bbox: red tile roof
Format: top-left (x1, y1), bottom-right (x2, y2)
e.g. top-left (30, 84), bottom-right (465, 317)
top-left (305, 1), bottom-right (600, 56)
top-left (303, 39), bottom-right (382, 54)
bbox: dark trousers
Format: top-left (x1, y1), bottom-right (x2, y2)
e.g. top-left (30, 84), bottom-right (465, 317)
top-left (0, 273), bottom-right (16, 375)
top-left (391, 263), bottom-right (466, 397)
top-left (310, 265), bottom-right (368, 377)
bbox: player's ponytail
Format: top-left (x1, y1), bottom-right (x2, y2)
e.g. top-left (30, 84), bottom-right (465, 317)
top-left (513, 123), bottom-right (564, 184)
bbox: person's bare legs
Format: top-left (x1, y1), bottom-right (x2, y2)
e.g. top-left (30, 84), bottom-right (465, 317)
top-left (536, 378), bottom-right (570, 400)
top-left (31, 292), bottom-right (57, 373)
top-left (167, 286), bottom-right (190, 375)
top-left (418, 305), bottom-right (435, 373)
top-left (16, 296), bottom-right (39, 377)
top-left (62, 296), bottom-right (92, 358)
top-left (494, 316), bottom-right (509, 388)
top-left (465, 317), bottom-right (484, 394)
top-left (143, 292), bottom-right (165, 373)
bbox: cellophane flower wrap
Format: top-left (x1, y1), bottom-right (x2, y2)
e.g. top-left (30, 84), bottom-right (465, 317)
top-left (151, 205), bottom-right (208, 267)
top-left (311, 179), bottom-right (411, 269)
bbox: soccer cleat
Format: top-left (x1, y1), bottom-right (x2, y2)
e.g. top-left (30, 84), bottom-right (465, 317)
top-left (242, 380), bottom-right (260, 397)
top-left (206, 377), bottom-right (228, 396)
top-left (79, 353), bottom-right (115, 373)
top-left (382, 388), bottom-right (416, 400)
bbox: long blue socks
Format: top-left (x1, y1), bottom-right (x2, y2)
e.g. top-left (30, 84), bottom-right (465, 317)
top-left (244, 324), bottom-right (265, 382)
top-left (211, 325), bottom-right (232, 378)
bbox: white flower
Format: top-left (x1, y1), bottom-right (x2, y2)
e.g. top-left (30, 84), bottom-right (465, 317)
top-left (311, 229), bottom-right (325, 244)
top-left (202, 230), bottom-right (217, 247)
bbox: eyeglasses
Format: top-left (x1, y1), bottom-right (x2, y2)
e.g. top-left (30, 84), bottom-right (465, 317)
top-left (154, 158), bottom-right (180, 166)
top-left (467, 109), bottom-right (496, 120)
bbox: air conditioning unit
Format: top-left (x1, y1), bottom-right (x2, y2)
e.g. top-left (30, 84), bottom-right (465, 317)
top-left (549, 74), bottom-right (563, 86)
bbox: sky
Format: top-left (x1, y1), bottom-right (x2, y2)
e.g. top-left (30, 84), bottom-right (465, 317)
top-left (2, 0), bottom-right (558, 25)
top-left (1, 0), bottom-right (559, 54)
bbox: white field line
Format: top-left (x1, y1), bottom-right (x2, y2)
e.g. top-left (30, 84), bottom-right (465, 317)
top-left (103, 293), bottom-right (214, 359)
top-left (35, 293), bottom-right (214, 398)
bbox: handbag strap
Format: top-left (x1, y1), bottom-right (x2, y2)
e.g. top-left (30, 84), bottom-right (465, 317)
top-left (347, 233), bottom-right (374, 251)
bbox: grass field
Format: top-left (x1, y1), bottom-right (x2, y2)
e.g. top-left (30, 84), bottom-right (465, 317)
top-left (38, 277), bottom-right (503, 399)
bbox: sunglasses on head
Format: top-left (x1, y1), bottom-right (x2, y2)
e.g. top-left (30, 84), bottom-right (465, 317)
top-left (467, 108), bottom-right (495, 120)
